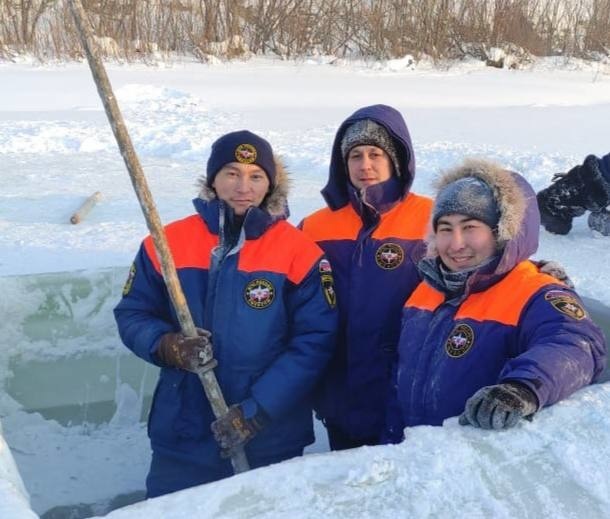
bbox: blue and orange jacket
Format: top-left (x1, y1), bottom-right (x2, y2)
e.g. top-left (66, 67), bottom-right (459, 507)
top-left (387, 160), bottom-right (607, 437)
top-left (300, 105), bottom-right (433, 440)
top-left (114, 168), bottom-right (337, 466)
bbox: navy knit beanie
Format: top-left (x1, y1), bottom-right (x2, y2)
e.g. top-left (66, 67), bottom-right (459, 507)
top-left (433, 176), bottom-right (501, 230)
top-left (206, 130), bottom-right (276, 187)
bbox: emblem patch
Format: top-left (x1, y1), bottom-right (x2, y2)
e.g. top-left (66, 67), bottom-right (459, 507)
top-left (244, 279), bottom-right (275, 309)
top-left (445, 324), bottom-right (475, 358)
top-left (235, 143), bottom-right (257, 164)
top-left (545, 291), bottom-right (586, 320)
top-left (375, 243), bottom-right (404, 270)
top-left (122, 263), bottom-right (136, 296)
top-left (319, 259), bottom-right (336, 308)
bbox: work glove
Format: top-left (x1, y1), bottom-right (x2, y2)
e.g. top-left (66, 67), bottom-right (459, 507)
top-left (155, 328), bottom-right (213, 372)
top-left (459, 382), bottom-right (538, 430)
top-left (536, 259), bottom-right (574, 289)
top-left (211, 405), bottom-right (265, 458)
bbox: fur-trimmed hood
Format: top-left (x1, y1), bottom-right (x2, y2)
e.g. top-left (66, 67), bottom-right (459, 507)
top-left (196, 156), bottom-right (290, 219)
top-left (426, 158), bottom-right (540, 276)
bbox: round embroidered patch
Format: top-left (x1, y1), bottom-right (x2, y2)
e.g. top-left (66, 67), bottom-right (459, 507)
top-left (445, 324), bottom-right (475, 358)
top-left (375, 243), bottom-right (404, 270)
top-left (244, 279), bottom-right (275, 309)
top-left (545, 291), bottom-right (586, 320)
top-left (122, 263), bottom-right (136, 296)
top-left (235, 143), bottom-right (257, 164)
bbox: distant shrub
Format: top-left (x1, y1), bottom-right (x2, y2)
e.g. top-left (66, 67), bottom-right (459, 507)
top-left (0, 0), bottom-right (608, 63)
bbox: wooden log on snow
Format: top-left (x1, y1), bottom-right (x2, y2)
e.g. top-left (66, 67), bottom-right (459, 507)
top-left (70, 191), bottom-right (102, 224)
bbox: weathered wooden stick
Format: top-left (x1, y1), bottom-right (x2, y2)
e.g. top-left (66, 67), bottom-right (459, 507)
top-left (70, 191), bottom-right (102, 224)
top-left (67, 0), bottom-right (249, 473)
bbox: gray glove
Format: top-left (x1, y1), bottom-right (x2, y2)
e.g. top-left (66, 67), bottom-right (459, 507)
top-left (459, 382), bottom-right (538, 430)
top-left (155, 328), bottom-right (213, 372)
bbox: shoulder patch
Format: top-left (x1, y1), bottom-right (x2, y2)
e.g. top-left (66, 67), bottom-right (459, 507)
top-left (375, 243), bottom-right (404, 270)
top-left (445, 323), bottom-right (475, 358)
top-left (122, 263), bottom-right (136, 296)
top-left (319, 259), bottom-right (336, 308)
top-left (544, 291), bottom-right (586, 320)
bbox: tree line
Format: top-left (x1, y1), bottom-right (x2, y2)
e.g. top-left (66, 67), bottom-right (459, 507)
top-left (1, 0), bottom-right (609, 62)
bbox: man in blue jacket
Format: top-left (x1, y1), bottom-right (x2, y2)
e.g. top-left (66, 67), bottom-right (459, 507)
top-left (386, 158), bottom-right (606, 439)
top-left (300, 105), bottom-right (433, 449)
top-left (537, 153), bottom-right (610, 235)
top-left (115, 130), bottom-right (337, 497)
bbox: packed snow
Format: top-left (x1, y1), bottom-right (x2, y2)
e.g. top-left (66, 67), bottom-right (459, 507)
top-left (0, 56), bottom-right (609, 518)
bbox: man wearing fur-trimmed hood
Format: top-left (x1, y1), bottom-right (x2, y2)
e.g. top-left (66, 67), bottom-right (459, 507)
top-left (385, 158), bottom-right (606, 439)
top-left (114, 130), bottom-right (337, 496)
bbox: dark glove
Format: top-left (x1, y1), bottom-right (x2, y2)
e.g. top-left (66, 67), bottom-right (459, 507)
top-left (155, 328), bottom-right (213, 372)
top-left (459, 382), bottom-right (538, 430)
top-left (537, 259), bottom-right (574, 289)
top-left (211, 405), bottom-right (264, 457)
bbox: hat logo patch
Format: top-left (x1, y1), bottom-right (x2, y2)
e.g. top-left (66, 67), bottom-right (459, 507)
top-left (545, 291), bottom-right (586, 320)
top-left (375, 243), bottom-right (404, 270)
top-left (445, 324), bottom-right (475, 358)
top-left (244, 278), bottom-right (275, 309)
top-left (235, 143), bottom-right (257, 164)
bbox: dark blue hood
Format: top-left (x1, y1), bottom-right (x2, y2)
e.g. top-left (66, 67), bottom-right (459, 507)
top-left (321, 104), bottom-right (416, 210)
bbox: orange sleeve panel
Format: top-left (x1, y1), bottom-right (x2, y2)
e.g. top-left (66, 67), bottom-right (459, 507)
top-left (143, 214), bottom-right (217, 274)
top-left (406, 261), bottom-right (561, 326)
top-left (456, 261), bottom-right (560, 325)
top-left (372, 193), bottom-right (433, 240)
top-left (239, 221), bottom-right (323, 284)
top-left (300, 205), bottom-right (362, 241)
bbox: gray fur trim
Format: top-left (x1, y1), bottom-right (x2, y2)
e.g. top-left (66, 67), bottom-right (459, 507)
top-left (426, 158), bottom-right (525, 257)
top-left (196, 156), bottom-right (290, 218)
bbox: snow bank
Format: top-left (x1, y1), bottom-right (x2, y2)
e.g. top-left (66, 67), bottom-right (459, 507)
top-left (0, 420), bottom-right (37, 519)
top-left (103, 383), bottom-right (610, 519)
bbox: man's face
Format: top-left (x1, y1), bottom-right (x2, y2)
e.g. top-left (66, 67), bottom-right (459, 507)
top-left (212, 162), bottom-right (270, 215)
top-left (347, 145), bottom-right (393, 190)
top-left (436, 214), bottom-right (497, 272)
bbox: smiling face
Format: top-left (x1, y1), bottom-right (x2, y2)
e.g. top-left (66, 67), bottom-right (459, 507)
top-left (346, 145), bottom-right (393, 190)
top-left (212, 162), bottom-right (270, 215)
top-left (435, 214), bottom-right (497, 272)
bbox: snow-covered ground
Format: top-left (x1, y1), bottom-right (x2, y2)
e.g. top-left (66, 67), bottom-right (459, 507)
top-left (0, 56), bottom-right (609, 518)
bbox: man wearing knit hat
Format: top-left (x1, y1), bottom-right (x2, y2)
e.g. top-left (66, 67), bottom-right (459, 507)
top-left (384, 159), bottom-right (606, 440)
top-left (115, 130), bottom-right (337, 496)
top-left (300, 105), bottom-right (434, 450)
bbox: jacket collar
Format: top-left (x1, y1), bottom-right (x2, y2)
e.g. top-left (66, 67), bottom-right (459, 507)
top-left (192, 197), bottom-right (281, 240)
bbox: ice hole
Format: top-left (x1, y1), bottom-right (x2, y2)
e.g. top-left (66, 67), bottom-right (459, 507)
top-left (0, 269), bottom-right (609, 518)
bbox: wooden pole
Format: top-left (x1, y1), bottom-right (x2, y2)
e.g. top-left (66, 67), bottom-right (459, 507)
top-left (70, 191), bottom-right (102, 224)
top-left (67, 0), bottom-right (249, 474)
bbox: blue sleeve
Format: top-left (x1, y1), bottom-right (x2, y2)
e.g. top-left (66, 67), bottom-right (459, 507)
top-left (499, 286), bottom-right (607, 408)
top-left (113, 243), bottom-right (176, 366)
top-left (245, 258), bottom-right (338, 420)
